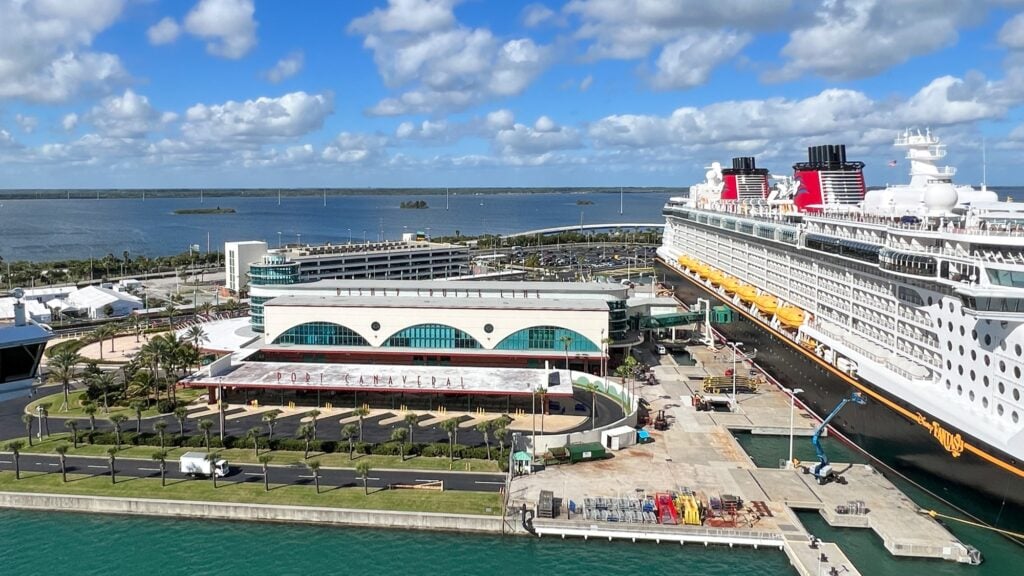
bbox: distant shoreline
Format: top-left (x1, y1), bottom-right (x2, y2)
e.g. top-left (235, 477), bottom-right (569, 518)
top-left (0, 187), bottom-right (683, 200)
top-left (173, 207), bottom-right (236, 215)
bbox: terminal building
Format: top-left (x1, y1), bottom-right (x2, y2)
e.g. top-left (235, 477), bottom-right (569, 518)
top-left (224, 239), bottom-right (471, 296)
top-left (247, 280), bottom-right (629, 371)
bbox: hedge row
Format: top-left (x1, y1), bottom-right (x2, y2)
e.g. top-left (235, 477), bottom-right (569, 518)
top-left (71, 431), bottom-right (506, 461)
top-left (45, 339), bottom-right (87, 358)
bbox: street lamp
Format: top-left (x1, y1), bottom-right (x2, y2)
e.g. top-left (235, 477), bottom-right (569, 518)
top-left (787, 387), bottom-right (805, 469)
top-left (347, 228), bottom-right (352, 244)
top-left (729, 341), bottom-right (744, 412)
top-left (531, 384), bottom-right (537, 464)
top-left (277, 231), bottom-right (282, 248)
top-left (36, 405), bottom-right (43, 439)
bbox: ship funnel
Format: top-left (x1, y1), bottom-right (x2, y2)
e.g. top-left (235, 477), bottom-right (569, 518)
top-left (793, 144), bottom-right (865, 212)
top-left (721, 156), bottom-right (770, 201)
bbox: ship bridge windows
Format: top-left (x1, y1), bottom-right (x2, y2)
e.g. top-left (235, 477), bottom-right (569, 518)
top-left (879, 249), bottom-right (937, 277)
top-left (986, 268), bottom-right (1024, 288)
top-left (806, 234), bottom-right (881, 264)
top-left (959, 295), bottom-right (1024, 315)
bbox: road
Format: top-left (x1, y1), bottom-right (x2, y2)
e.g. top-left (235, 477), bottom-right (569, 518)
top-left (0, 453), bottom-right (506, 492)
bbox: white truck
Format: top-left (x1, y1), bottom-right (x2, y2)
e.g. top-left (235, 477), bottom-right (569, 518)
top-left (179, 452), bottom-right (229, 478)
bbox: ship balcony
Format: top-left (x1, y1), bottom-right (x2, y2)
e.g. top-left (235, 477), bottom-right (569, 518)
top-left (897, 309), bottom-right (933, 328)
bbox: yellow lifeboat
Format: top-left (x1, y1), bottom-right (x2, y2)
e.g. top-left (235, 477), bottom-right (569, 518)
top-left (721, 277), bottom-right (740, 293)
top-left (778, 306), bottom-right (805, 328)
top-left (755, 294), bottom-right (778, 314)
top-left (736, 285), bottom-right (758, 302)
top-left (706, 270), bottom-right (724, 285)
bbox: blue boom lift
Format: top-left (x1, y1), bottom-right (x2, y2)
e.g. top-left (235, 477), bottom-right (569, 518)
top-left (807, 392), bottom-right (866, 485)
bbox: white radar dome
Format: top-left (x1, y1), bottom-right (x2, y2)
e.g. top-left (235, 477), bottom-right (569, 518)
top-left (923, 182), bottom-right (958, 212)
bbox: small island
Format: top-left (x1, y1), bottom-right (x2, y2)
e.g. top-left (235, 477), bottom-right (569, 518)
top-left (576, 199), bottom-right (594, 205)
top-left (400, 200), bottom-right (428, 209)
top-left (173, 207), bottom-right (236, 215)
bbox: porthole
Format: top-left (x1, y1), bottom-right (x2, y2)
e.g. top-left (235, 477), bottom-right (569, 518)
top-left (957, 384), bottom-right (963, 395)
top-left (959, 326), bottom-right (965, 337)
top-left (1000, 360), bottom-right (1006, 373)
top-left (970, 350), bottom-right (977, 361)
top-left (1016, 344), bottom-right (1023, 357)
top-left (984, 334), bottom-right (992, 346)
top-left (1014, 412), bottom-right (1020, 424)
top-left (969, 369), bottom-right (975, 380)
top-left (948, 321), bottom-right (954, 332)
top-left (945, 380), bottom-right (952, 390)
top-left (947, 342), bottom-right (953, 351)
top-left (969, 390), bottom-right (975, 402)
top-left (371, 321), bottom-right (381, 331)
top-left (957, 365), bottom-right (964, 376)
top-left (971, 329), bottom-right (978, 340)
top-left (999, 382), bottom-right (1005, 394)
top-left (984, 375), bottom-right (990, 387)
top-left (946, 360), bottom-right (952, 370)
top-left (983, 397), bottom-right (989, 408)
top-left (1016, 366), bottom-right (1022, 379)
top-left (484, 323), bottom-right (494, 334)
top-left (984, 355), bottom-right (991, 367)
top-left (1014, 389), bottom-right (1021, 402)
top-left (958, 345), bottom-right (964, 356)
top-left (998, 404), bottom-right (1005, 416)
top-left (949, 302), bottom-right (954, 313)
top-left (1001, 339), bottom-right (1008, 351)
top-left (936, 319), bottom-right (942, 328)
top-left (928, 296), bottom-right (934, 306)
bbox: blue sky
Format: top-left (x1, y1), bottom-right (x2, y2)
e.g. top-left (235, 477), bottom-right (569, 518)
top-left (2, 0), bottom-right (1024, 188)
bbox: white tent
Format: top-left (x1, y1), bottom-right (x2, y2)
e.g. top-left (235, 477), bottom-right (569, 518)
top-left (61, 285), bottom-right (142, 319)
top-left (0, 297), bottom-right (52, 323)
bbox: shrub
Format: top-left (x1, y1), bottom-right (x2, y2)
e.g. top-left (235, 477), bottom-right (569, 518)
top-left (156, 400), bottom-right (177, 414)
top-left (44, 339), bottom-right (86, 358)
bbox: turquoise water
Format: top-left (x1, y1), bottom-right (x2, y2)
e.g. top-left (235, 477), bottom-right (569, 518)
top-left (735, 433), bottom-right (1024, 573)
top-left (0, 509), bottom-right (794, 576)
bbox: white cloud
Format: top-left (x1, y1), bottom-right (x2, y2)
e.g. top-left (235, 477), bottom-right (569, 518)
top-left (264, 52), bottom-right (304, 83)
top-left (566, 0), bottom-right (788, 60)
top-left (395, 119), bottom-right (449, 140)
top-left (15, 114), bottom-right (38, 134)
top-left (184, 0), bottom-right (258, 59)
top-left (147, 16), bottom-right (181, 45)
top-left (62, 113), bottom-right (79, 132)
top-left (651, 31), bottom-right (750, 89)
top-left (350, 0), bottom-right (550, 115)
top-left (485, 109), bottom-right (515, 130)
top-left (493, 114), bottom-right (582, 161)
top-left (322, 132), bottom-right (388, 164)
top-left (182, 91), bottom-right (334, 144)
top-left (522, 3), bottom-right (563, 27)
top-left (895, 75), bottom-right (1003, 126)
top-left (579, 75), bottom-right (593, 91)
top-left (88, 89), bottom-right (161, 138)
top-left (768, 0), bottom-right (972, 82)
top-left (0, 0), bottom-right (128, 103)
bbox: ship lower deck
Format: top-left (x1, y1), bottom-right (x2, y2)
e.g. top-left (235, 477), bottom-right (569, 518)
top-left (655, 258), bottom-right (1024, 537)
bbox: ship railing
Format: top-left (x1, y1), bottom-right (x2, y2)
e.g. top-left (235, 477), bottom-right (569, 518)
top-left (885, 360), bottom-right (934, 382)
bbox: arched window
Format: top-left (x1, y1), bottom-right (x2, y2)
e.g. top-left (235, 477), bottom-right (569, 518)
top-left (273, 322), bottom-right (369, 346)
top-left (495, 326), bottom-right (599, 352)
top-left (383, 324), bottom-right (481, 349)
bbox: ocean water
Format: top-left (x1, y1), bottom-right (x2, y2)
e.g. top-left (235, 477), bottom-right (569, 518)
top-left (0, 509), bottom-right (794, 576)
top-left (0, 191), bottom-right (670, 262)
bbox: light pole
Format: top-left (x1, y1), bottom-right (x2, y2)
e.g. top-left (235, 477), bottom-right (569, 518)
top-left (787, 387), bottom-right (804, 469)
top-left (729, 341), bottom-right (744, 412)
top-left (531, 384), bottom-right (537, 464)
top-left (36, 405), bottom-right (43, 439)
top-left (347, 228), bottom-right (352, 244)
top-left (277, 231), bottom-right (282, 248)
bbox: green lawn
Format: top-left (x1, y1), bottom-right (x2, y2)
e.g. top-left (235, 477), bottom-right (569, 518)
top-left (25, 388), bottom-right (204, 421)
top-left (6, 434), bottom-right (503, 473)
top-left (0, 471), bottom-right (502, 516)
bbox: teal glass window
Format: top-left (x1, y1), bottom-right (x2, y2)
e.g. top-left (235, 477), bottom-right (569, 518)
top-left (273, 322), bottom-right (369, 346)
top-left (494, 326), bottom-right (599, 352)
top-left (383, 324), bottom-right (481, 349)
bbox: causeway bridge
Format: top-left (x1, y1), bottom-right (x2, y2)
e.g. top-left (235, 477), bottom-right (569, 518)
top-left (501, 222), bottom-right (664, 239)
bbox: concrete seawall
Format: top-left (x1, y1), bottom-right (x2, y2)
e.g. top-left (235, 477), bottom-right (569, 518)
top-left (0, 492), bottom-right (503, 534)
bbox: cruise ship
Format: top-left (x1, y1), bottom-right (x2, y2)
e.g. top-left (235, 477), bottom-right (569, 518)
top-left (655, 129), bottom-right (1024, 531)
top-left (0, 289), bottom-right (51, 401)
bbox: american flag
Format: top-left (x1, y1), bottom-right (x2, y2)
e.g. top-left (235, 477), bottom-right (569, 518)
top-left (887, 160), bottom-right (898, 167)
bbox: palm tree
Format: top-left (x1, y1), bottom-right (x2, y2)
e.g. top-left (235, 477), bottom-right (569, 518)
top-left (48, 347), bottom-right (81, 411)
top-left (93, 370), bottom-right (116, 413)
top-left (173, 406), bottom-right (189, 436)
top-left (297, 423), bottom-right (314, 459)
top-left (63, 420), bottom-right (79, 448)
top-left (131, 400), bottom-right (146, 433)
top-left (198, 418), bottom-right (213, 451)
top-left (55, 443), bottom-right (69, 482)
top-left (21, 413), bottom-right (33, 447)
top-left (307, 409), bottom-right (321, 440)
top-left (94, 324), bottom-right (118, 360)
top-left (106, 446), bottom-right (118, 484)
top-left (247, 427), bottom-right (262, 457)
top-left (258, 453), bottom-right (273, 491)
top-left (341, 423), bottom-right (358, 460)
top-left (262, 411), bottom-right (278, 444)
top-left (153, 419), bottom-right (168, 449)
top-left (355, 461), bottom-right (372, 495)
top-left (129, 314), bottom-right (143, 343)
top-left (110, 414), bottom-right (128, 448)
top-left (353, 405), bottom-right (370, 442)
top-left (206, 452), bottom-right (221, 488)
top-left (536, 386), bottom-right (548, 433)
top-left (40, 404), bottom-right (51, 437)
top-left (494, 423), bottom-right (508, 461)
top-left (184, 325), bottom-right (209, 349)
top-left (559, 334), bottom-right (573, 371)
top-left (83, 402), bottom-right (98, 432)
top-left (404, 412), bottom-right (419, 446)
top-left (164, 302), bottom-right (178, 328)
top-left (152, 450), bottom-right (169, 487)
top-left (581, 381), bottom-right (601, 431)
top-left (441, 418), bottom-right (458, 463)
top-left (7, 441), bottom-right (24, 480)
top-left (476, 420), bottom-right (492, 460)
top-left (391, 427), bottom-right (408, 461)
top-left (306, 460), bottom-right (322, 494)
